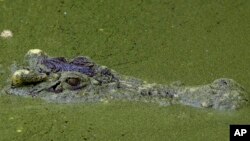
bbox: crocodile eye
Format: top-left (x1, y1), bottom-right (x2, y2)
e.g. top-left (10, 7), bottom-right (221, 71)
top-left (66, 78), bottom-right (80, 86)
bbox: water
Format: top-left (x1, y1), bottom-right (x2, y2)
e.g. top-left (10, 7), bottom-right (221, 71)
top-left (0, 0), bottom-right (250, 140)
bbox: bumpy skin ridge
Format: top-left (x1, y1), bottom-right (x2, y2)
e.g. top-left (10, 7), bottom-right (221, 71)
top-left (41, 57), bottom-right (95, 76)
top-left (4, 49), bottom-right (248, 110)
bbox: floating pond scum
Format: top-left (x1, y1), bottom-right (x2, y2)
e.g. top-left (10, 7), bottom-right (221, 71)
top-left (3, 49), bottom-right (248, 110)
top-left (1, 1), bottom-right (250, 140)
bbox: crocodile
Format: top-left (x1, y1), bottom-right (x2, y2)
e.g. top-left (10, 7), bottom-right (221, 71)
top-left (3, 49), bottom-right (248, 110)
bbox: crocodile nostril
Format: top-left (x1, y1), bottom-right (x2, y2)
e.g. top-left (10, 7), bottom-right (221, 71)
top-left (222, 80), bottom-right (228, 85)
top-left (66, 78), bottom-right (80, 86)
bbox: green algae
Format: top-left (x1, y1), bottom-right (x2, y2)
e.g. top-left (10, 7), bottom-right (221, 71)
top-left (0, 0), bottom-right (250, 140)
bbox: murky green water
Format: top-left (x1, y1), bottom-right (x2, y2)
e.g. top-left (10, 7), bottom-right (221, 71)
top-left (0, 0), bottom-right (249, 140)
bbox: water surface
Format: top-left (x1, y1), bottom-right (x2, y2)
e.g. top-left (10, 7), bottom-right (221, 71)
top-left (0, 0), bottom-right (250, 140)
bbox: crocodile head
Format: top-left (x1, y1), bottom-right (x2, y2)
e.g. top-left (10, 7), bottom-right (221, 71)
top-left (3, 49), bottom-right (249, 109)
